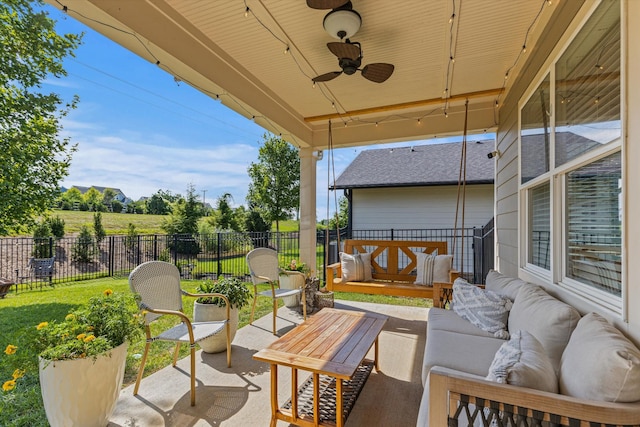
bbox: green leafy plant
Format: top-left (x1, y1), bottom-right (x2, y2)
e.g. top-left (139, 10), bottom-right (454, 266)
top-left (34, 290), bottom-right (143, 362)
top-left (93, 212), bottom-right (106, 245)
top-left (32, 222), bottom-right (52, 258)
top-left (196, 277), bottom-right (251, 309)
top-left (71, 225), bottom-right (94, 263)
top-left (46, 215), bottom-right (65, 239)
top-left (282, 259), bottom-right (309, 274)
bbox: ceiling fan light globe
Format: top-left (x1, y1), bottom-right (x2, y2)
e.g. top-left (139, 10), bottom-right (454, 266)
top-left (323, 9), bottom-right (362, 39)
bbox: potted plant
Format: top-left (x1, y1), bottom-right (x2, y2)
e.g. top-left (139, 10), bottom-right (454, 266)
top-left (34, 289), bottom-right (143, 427)
top-left (193, 277), bottom-right (251, 353)
top-left (279, 259), bottom-right (310, 308)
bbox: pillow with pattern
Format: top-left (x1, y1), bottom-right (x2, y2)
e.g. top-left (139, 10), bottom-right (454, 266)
top-left (414, 253), bottom-right (453, 286)
top-left (486, 330), bottom-right (558, 393)
top-left (340, 252), bottom-right (373, 282)
top-left (452, 278), bottom-right (513, 339)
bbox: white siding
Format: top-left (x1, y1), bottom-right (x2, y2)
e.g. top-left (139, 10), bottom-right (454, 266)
top-left (351, 184), bottom-right (494, 230)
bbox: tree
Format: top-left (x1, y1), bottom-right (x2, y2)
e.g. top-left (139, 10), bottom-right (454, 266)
top-left (215, 193), bottom-right (239, 231)
top-left (146, 192), bottom-right (169, 215)
top-left (102, 188), bottom-right (117, 209)
top-left (329, 196), bottom-right (349, 230)
top-left (84, 187), bottom-right (103, 211)
top-left (246, 134), bottom-right (300, 234)
top-left (61, 187), bottom-right (83, 210)
top-left (0, 0), bottom-right (81, 235)
top-left (93, 212), bottom-right (106, 245)
top-left (162, 184), bottom-right (202, 255)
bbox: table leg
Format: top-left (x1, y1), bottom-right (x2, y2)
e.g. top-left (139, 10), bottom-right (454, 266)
top-left (313, 373), bottom-right (320, 426)
top-left (336, 378), bottom-right (344, 427)
top-left (374, 336), bottom-right (380, 372)
top-left (270, 364), bottom-right (278, 427)
top-left (291, 368), bottom-right (298, 423)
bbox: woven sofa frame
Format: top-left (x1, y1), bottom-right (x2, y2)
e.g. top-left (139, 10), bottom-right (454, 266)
top-left (428, 366), bottom-right (640, 426)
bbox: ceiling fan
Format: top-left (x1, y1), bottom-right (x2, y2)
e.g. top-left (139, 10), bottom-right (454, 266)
top-left (312, 39), bottom-right (394, 84)
top-left (308, 1), bottom-right (395, 83)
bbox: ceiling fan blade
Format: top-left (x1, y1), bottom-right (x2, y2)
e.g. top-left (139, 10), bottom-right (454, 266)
top-left (312, 71), bottom-right (342, 83)
top-left (361, 63), bottom-right (395, 83)
top-left (327, 42), bottom-right (361, 60)
top-left (306, 0), bottom-right (349, 10)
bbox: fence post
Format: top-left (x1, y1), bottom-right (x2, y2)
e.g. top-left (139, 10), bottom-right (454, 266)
top-left (153, 235), bottom-right (157, 260)
top-left (108, 236), bottom-right (114, 277)
top-left (48, 237), bottom-right (54, 258)
top-left (173, 235), bottom-right (178, 265)
top-left (217, 232), bottom-right (222, 277)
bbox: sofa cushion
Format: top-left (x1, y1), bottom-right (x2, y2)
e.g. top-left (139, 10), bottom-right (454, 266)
top-left (415, 253), bottom-right (453, 286)
top-left (508, 285), bottom-right (581, 370)
top-left (422, 329), bottom-right (505, 385)
top-left (559, 312), bottom-right (640, 402)
top-left (485, 269), bottom-right (532, 301)
top-left (486, 330), bottom-right (558, 393)
top-left (428, 308), bottom-right (496, 338)
top-left (452, 279), bottom-right (512, 339)
top-left (340, 252), bottom-right (372, 282)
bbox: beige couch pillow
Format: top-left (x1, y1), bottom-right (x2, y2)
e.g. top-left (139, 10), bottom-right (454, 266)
top-left (486, 330), bottom-right (558, 393)
top-left (560, 312), bottom-right (640, 402)
top-left (508, 285), bottom-right (581, 370)
top-left (485, 270), bottom-right (532, 301)
top-left (340, 252), bottom-right (372, 282)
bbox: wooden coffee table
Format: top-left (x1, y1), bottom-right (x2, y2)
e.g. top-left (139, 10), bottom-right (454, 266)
top-left (253, 308), bottom-right (387, 427)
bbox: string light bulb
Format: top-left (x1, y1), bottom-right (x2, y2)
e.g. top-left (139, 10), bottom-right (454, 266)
top-left (312, 81), bottom-right (316, 88)
top-left (244, 6), bottom-right (250, 17)
top-left (375, 122), bottom-right (378, 127)
top-left (444, 111), bottom-right (449, 118)
top-left (284, 46), bottom-right (290, 55)
top-left (450, 56), bottom-right (455, 63)
top-left (522, 45), bottom-right (527, 53)
top-left (417, 118), bottom-right (421, 124)
top-left (449, 13), bottom-right (455, 23)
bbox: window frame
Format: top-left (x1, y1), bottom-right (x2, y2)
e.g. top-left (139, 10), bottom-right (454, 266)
top-left (517, 0), bottom-right (624, 315)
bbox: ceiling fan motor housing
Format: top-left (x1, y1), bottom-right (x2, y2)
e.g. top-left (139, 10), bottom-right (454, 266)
top-left (339, 57), bottom-right (361, 75)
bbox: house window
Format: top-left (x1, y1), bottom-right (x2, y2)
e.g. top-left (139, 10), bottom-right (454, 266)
top-left (521, 74), bottom-right (550, 184)
top-left (519, 1), bottom-right (622, 305)
top-left (566, 152), bottom-right (621, 296)
top-left (528, 182), bottom-right (550, 270)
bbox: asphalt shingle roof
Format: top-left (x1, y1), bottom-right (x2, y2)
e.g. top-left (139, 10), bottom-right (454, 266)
top-left (332, 140), bottom-right (495, 189)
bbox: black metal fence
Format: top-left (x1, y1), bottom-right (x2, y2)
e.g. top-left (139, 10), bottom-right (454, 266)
top-left (1, 226), bottom-right (492, 292)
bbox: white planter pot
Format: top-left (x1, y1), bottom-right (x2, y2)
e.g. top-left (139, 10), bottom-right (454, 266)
top-left (279, 272), bottom-right (304, 307)
top-left (39, 342), bottom-right (128, 427)
top-left (193, 302), bottom-right (238, 353)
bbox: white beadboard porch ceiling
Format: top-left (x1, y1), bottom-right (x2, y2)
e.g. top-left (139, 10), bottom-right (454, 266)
top-left (46, 0), bottom-right (557, 150)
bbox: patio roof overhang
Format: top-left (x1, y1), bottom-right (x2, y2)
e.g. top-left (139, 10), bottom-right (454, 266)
top-left (46, 0), bottom-right (559, 150)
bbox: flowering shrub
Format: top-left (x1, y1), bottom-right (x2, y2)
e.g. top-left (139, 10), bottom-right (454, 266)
top-left (34, 289), bottom-right (143, 362)
top-left (2, 289), bottom-right (143, 394)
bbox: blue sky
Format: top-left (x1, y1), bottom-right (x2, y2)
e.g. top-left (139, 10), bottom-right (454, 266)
top-left (42, 4), bottom-right (457, 218)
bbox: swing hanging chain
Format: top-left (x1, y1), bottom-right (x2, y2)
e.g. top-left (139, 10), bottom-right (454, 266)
top-left (453, 99), bottom-right (470, 275)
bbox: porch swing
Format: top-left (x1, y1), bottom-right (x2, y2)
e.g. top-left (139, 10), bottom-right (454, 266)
top-left (323, 104), bottom-right (468, 302)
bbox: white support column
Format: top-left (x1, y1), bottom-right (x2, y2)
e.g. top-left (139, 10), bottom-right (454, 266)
top-left (299, 148), bottom-right (318, 276)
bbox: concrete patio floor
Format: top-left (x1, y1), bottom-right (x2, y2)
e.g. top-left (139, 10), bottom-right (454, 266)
top-left (108, 300), bottom-right (428, 426)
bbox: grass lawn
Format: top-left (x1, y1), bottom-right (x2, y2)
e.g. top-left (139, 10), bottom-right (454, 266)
top-left (0, 276), bottom-right (431, 426)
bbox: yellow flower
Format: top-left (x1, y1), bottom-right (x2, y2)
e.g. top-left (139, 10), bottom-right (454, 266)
top-left (12, 369), bottom-right (25, 380)
top-left (65, 314), bottom-right (76, 321)
top-left (103, 289), bottom-right (113, 296)
top-left (2, 380), bottom-right (16, 392)
top-left (36, 322), bottom-right (48, 330)
top-left (4, 345), bottom-right (17, 355)
top-left (83, 335), bottom-right (96, 343)
top-left (76, 333), bottom-right (86, 341)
